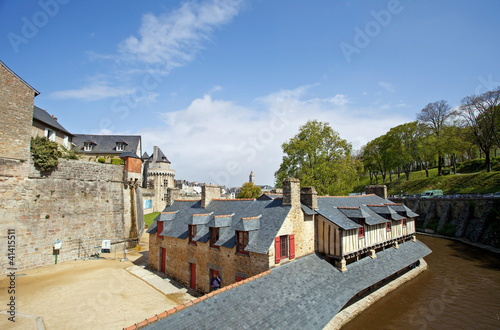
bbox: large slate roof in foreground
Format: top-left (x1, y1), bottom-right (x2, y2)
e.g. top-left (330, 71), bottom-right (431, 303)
top-left (147, 240), bottom-right (431, 330)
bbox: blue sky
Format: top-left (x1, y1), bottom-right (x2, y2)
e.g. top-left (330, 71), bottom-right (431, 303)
top-left (1, 0), bottom-right (500, 187)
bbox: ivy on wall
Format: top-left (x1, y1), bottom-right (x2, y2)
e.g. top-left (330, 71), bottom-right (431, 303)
top-left (30, 136), bottom-right (60, 171)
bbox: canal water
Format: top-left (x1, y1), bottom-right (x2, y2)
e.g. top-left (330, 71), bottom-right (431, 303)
top-left (342, 235), bottom-right (500, 330)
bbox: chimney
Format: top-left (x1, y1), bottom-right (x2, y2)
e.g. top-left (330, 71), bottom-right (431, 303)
top-left (201, 184), bottom-right (221, 208)
top-left (365, 185), bottom-right (387, 199)
top-left (282, 178), bottom-right (300, 206)
top-left (152, 146), bottom-right (159, 163)
top-left (51, 115), bottom-right (57, 121)
top-left (167, 187), bottom-right (180, 206)
top-left (300, 186), bottom-right (318, 210)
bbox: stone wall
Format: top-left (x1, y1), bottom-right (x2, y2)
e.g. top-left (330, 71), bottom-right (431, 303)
top-left (0, 62), bottom-right (36, 161)
top-left (391, 197), bottom-right (500, 247)
top-left (149, 234), bottom-right (269, 293)
top-left (0, 158), bottom-right (143, 274)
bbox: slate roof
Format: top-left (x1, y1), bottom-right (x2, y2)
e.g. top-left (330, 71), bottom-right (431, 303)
top-left (33, 106), bottom-right (73, 136)
top-left (148, 198), bottom-right (291, 254)
top-left (316, 194), bottom-right (417, 230)
top-left (386, 203), bottom-right (419, 218)
top-left (147, 240), bottom-right (431, 330)
top-left (72, 134), bottom-right (141, 155)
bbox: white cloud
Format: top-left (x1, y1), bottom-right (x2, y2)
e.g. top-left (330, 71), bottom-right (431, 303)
top-left (138, 85), bottom-right (411, 187)
top-left (118, 0), bottom-right (245, 68)
top-left (49, 80), bottom-right (136, 101)
top-left (379, 81), bottom-right (395, 93)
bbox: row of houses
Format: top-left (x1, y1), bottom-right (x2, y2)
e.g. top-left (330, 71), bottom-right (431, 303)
top-left (147, 179), bottom-right (420, 293)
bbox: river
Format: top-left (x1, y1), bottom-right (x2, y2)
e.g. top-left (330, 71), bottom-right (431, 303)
top-left (342, 235), bottom-right (500, 330)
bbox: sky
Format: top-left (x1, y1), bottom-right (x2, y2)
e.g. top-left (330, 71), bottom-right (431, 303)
top-left (1, 0), bottom-right (500, 188)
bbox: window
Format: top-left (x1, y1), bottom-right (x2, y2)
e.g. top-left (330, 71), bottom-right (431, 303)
top-left (157, 221), bottom-right (163, 240)
top-left (163, 179), bottom-right (168, 187)
top-left (63, 135), bottom-right (69, 148)
top-left (402, 219), bottom-right (407, 227)
top-left (45, 129), bottom-right (55, 141)
top-left (189, 225), bottom-right (197, 245)
top-left (236, 231), bottom-right (248, 255)
top-left (84, 142), bottom-right (93, 151)
top-left (116, 143), bottom-right (125, 151)
top-left (275, 234), bottom-right (295, 264)
top-left (280, 235), bottom-right (288, 259)
top-left (386, 222), bottom-right (392, 231)
top-left (358, 219), bottom-right (365, 238)
top-left (163, 194), bottom-right (167, 201)
top-left (210, 227), bottom-right (219, 248)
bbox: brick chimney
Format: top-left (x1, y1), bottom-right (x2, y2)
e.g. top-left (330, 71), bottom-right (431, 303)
top-left (282, 178), bottom-right (300, 206)
top-left (365, 185), bottom-right (387, 199)
top-left (167, 187), bottom-right (180, 206)
top-left (300, 186), bottom-right (318, 210)
top-left (201, 184), bottom-right (221, 208)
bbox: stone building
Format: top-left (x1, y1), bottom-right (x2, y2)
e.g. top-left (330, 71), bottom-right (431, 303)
top-left (72, 134), bottom-right (142, 162)
top-left (0, 60), bottom-right (144, 273)
top-left (147, 177), bottom-right (421, 293)
top-left (0, 60), bottom-right (39, 161)
top-left (142, 146), bottom-right (176, 213)
top-left (32, 106), bottom-right (73, 148)
top-left (147, 178), bottom-right (314, 293)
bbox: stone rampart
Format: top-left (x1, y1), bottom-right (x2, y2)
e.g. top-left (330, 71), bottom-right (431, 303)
top-left (0, 158), bottom-right (143, 274)
top-left (390, 197), bottom-right (500, 248)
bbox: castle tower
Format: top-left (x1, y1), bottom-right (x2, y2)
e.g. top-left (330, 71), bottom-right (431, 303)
top-left (143, 146), bottom-right (176, 212)
top-left (249, 171), bottom-right (255, 184)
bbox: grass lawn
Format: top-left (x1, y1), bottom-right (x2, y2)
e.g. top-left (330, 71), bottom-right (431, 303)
top-left (144, 212), bottom-right (160, 227)
top-left (353, 169), bottom-right (500, 195)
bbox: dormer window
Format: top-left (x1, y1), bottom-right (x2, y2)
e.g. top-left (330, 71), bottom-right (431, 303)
top-left (84, 142), bottom-right (93, 151)
top-left (236, 231), bottom-right (249, 255)
top-left (210, 227), bottom-right (219, 248)
top-left (188, 225), bottom-right (197, 245)
top-left (116, 142), bottom-right (126, 151)
top-left (386, 222), bottom-right (392, 231)
top-left (358, 219), bottom-right (365, 238)
top-left (402, 218), bottom-right (407, 227)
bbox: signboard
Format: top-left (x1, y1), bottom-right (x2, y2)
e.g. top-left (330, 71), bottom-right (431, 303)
top-left (54, 239), bottom-right (62, 250)
top-left (101, 239), bottom-right (111, 253)
top-left (143, 199), bottom-right (152, 209)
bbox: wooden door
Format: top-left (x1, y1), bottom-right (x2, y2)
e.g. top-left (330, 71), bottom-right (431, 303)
top-left (190, 263), bottom-right (196, 290)
top-left (160, 247), bottom-right (166, 273)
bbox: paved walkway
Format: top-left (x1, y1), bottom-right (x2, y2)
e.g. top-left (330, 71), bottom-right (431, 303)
top-left (146, 240), bottom-right (431, 330)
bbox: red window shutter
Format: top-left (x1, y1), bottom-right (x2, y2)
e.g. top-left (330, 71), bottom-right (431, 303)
top-left (289, 234), bottom-right (295, 259)
top-left (157, 221), bottom-right (163, 239)
top-left (275, 237), bottom-right (281, 264)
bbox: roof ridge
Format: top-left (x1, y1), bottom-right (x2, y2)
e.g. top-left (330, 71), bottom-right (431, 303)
top-left (212, 198), bottom-right (254, 201)
top-left (193, 213), bottom-right (211, 216)
top-left (337, 207), bottom-right (360, 210)
top-left (318, 194), bottom-right (376, 198)
top-left (241, 216), bottom-right (260, 220)
top-left (174, 199), bottom-right (201, 202)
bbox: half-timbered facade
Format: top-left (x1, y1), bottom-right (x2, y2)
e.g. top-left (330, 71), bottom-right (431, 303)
top-left (311, 195), bottom-right (418, 271)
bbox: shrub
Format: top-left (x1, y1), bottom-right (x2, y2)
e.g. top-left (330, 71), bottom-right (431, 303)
top-left (60, 145), bottom-right (79, 160)
top-left (98, 157), bottom-right (106, 163)
top-left (30, 136), bottom-right (60, 171)
top-left (438, 223), bottom-right (456, 237)
top-left (111, 158), bottom-right (124, 165)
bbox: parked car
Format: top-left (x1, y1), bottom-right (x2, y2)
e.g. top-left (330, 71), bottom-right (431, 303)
top-left (493, 192), bottom-right (500, 198)
top-left (421, 189), bottom-right (443, 199)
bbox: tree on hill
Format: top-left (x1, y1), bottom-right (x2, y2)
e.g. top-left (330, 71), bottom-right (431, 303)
top-left (274, 120), bottom-right (361, 195)
top-left (456, 88), bottom-right (500, 172)
top-left (417, 100), bottom-right (452, 175)
top-left (237, 182), bottom-right (262, 199)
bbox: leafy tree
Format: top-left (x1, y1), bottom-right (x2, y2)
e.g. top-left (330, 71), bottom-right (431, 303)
top-left (416, 100), bottom-right (452, 175)
top-left (386, 122), bottom-right (421, 180)
top-left (363, 135), bottom-right (394, 184)
top-left (456, 88), bottom-right (500, 172)
top-left (30, 136), bottom-right (60, 171)
top-left (237, 182), bottom-right (262, 198)
top-left (275, 120), bottom-right (361, 195)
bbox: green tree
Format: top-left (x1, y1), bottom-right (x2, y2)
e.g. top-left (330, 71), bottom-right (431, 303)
top-left (274, 120), bottom-right (361, 195)
top-left (456, 88), bottom-right (500, 172)
top-left (386, 122), bottom-right (421, 180)
top-left (416, 100), bottom-right (452, 176)
top-left (30, 136), bottom-right (60, 171)
top-left (237, 182), bottom-right (262, 198)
